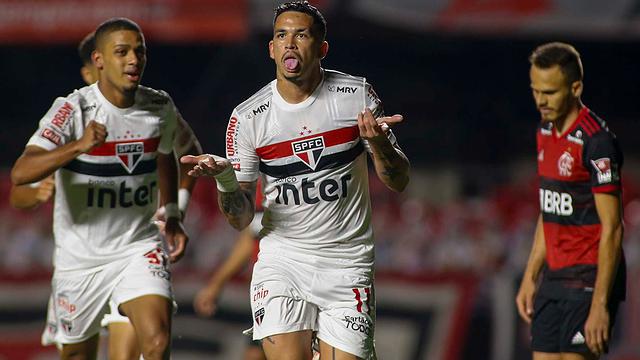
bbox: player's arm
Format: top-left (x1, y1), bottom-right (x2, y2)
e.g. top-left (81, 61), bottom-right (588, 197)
top-left (181, 154), bottom-right (256, 230)
top-left (194, 227), bottom-right (255, 317)
top-left (173, 111), bottom-right (203, 216)
top-left (516, 214), bottom-right (546, 324)
top-left (584, 192), bottom-right (623, 355)
top-left (11, 120), bottom-right (106, 186)
top-left (10, 175), bottom-right (55, 209)
top-left (157, 151), bottom-right (189, 263)
top-left (358, 108), bottom-right (410, 192)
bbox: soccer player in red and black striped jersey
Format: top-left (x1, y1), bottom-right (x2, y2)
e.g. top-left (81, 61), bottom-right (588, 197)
top-left (516, 42), bottom-right (625, 360)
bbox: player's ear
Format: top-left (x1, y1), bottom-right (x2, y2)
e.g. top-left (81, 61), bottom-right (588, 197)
top-left (571, 80), bottom-right (583, 98)
top-left (92, 50), bottom-right (103, 70)
top-left (320, 41), bottom-right (329, 60)
top-left (269, 40), bottom-right (275, 60)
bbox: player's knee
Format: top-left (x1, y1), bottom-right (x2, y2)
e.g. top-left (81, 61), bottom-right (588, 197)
top-left (140, 331), bottom-right (170, 359)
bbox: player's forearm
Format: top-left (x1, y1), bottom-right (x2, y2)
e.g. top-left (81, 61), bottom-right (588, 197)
top-left (11, 143), bottom-right (84, 185)
top-left (217, 189), bottom-right (254, 230)
top-left (157, 152), bottom-right (179, 205)
top-left (591, 223), bottom-right (623, 308)
top-left (369, 141), bottom-right (410, 192)
top-left (523, 215), bottom-right (547, 282)
top-left (9, 185), bottom-right (41, 209)
top-left (178, 142), bottom-right (202, 191)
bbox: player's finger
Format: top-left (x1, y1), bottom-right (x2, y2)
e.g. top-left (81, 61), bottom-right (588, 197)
top-left (180, 155), bottom-right (204, 164)
top-left (516, 300), bottom-right (530, 324)
top-left (378, 114), bottom-right (403, 125)
top-left (586, 330), bottom-right (599, 355)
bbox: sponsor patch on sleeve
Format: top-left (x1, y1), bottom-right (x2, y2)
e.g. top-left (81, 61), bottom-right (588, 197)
top-left (40, 128), bottom-right (62, 145)
top-left (591, 157), bottom-right (617, 184)
top-left (50, 102), bottom-right (74, 129)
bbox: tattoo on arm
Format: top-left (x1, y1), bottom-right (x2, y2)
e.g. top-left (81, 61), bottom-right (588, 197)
top-left (219, 191), bottom-right (247, 217)
top-left (263, 336), bottom-right (275, 345)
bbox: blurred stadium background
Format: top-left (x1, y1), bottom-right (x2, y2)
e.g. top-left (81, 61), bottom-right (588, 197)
top-left (0, 0), bottom-right (639, 359)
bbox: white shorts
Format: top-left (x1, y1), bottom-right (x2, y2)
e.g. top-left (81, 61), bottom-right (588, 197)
top-left (43, 246), bottom-right (172, 345)
top-left (250, 252), bottom-right (375, 359)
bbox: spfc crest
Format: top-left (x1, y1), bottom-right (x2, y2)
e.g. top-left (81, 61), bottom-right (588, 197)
top-left (254, 307), bottom-right (265, 325)
top-left (292, 136), bottom-right (325, 170)
top-left (116, 142), bottom-right (144, 173)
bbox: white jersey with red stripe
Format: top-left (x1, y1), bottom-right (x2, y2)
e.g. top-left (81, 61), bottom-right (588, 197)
top-left (227, 69), bottom-right (395, 267)
top-left (27, 82), bottom-right (177, 273)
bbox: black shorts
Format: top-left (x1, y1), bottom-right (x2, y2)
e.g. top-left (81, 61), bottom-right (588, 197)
top-left (531, 295), bottom-right (619, 354)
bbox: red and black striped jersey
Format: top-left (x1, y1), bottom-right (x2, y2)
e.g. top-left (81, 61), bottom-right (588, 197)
top-left (536, 106), bottom-right (625, 299)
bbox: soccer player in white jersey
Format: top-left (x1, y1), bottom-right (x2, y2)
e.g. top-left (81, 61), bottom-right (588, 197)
top-left (11, 18), bottom-right (188, 360)
top-left (182, 2), bottom-right (410, 359)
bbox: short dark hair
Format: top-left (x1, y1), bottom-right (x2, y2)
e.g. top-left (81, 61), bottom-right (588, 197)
top-left (94, 17), bottom-right (143, 49)
top-left (273, 1), bottom-right (327, 41)
top-left (77, 32), bottom-right (96, 66)
top-left (529, 42), bottom-right (583, 83)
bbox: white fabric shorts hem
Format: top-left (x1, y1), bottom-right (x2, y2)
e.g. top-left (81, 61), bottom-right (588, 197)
top-left (252, 321), bottom-right (315, 341)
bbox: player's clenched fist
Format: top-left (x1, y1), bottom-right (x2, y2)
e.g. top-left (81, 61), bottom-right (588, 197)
top-left (78, 120), bottom-right (108, 153)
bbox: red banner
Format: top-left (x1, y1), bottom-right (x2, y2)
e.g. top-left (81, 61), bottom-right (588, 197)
top-left (0, 0), bottom-right (248, 44)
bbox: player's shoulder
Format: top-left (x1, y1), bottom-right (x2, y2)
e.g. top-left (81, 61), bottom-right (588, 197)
top-left (48, 84), bottom-right (95, 115)
top-left (575, 108), bottom-right (617, 145)
top-left (235, 81), bottom-right (274, 117)
top-left (323, 69), bottom-right (366, 87)
top-left (136, 85), bottom-right (174, 106)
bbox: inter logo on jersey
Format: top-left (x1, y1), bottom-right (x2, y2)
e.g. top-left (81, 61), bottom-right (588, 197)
top-left (116, 142), bottom-right (144, 173)
top-left (292, 136), bottom-right (325, 170)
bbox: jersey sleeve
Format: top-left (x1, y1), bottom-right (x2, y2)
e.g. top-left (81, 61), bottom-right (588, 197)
top-left (157, 98), bottom-right (178, 155)
top-left (226, 109), bottom-right (259, 182)
top-left (27, 96), bottom-right (79, 150)
top-left (362, 81), bottom-right (398, 152)
top-left (173, 109), bottom-right (202, 157)
top-left (584, 132), bottom-right (623, 193)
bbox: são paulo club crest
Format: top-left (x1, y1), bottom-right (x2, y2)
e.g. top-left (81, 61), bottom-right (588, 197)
top-left (292, 136), bottom-right (325, 170)
top-left (116, 142), bottom-right (144, 173)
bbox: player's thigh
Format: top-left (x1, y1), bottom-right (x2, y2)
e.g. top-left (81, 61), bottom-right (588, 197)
top-left (243, 339), bottom-right (266, 360)
top-left (250, 259), bottom-right (317, 341)
top-left (319, 339), bottom-right (363, 360)
top-left (533, 352), bottom-right (562, 360)
top-left (60, 333), bottom-right (100, 360)
top-left (261, 329), bottom-right (314, 360)
top-left (315, 270), bottom-right (375, 359)
top-left (112, 247), bottom-right (173, 337)
top-left (559, 352), bottom-right (598, 360)
top-left (531, 296), bottom-right (563, 353)
top-left (119, 294), bottom-right (172, 338)
top-left (108, 322), bottom-right (140, 360)
top-left (51, 271), bottom-right (112, 347)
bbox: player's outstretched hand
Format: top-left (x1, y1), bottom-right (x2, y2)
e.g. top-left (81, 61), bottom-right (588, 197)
top-left (357, 108), bottom-right (403, 144)
top-left (584, 305), bottom-right (610, 356)
top-left (180, 154), bottom-right (231, 178)
top-left (164, 217), bottom-right (188, 263)
top-left (77, 120), bottom-right (107, 153)
top-left (515, 278), bottom-right (536, 324)
top-left (36, 175), bottom-right (55, 203)
top-left (194, 284), bottom-right (222, 317)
